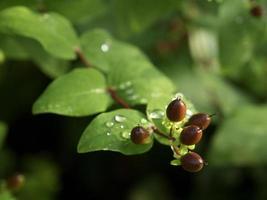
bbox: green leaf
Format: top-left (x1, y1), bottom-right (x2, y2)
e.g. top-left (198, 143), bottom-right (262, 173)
top-left (0, 121), bottom-right (7, 149)
top-left (0, 190), bottom-right (16, 200)
top-left (0, 6), bottom-right (79, 59)
top-left (209, 104), bottom-right (267, 166)
top-left (0, 35), bottom-right (71, 78)
top-left (17, 157), bottom-right (59, 200)
top-left (0, 0), bottom-right (36, 11)
top-left (45, 0), bottom-right (107, 25)
top-left (33, 68), bottom-right (111, 117)
top-left (80, 29), bottom-right (152, 73)
top-left (111, 0), bottom-right (178, 37)
top-left (78, 109), bottom-right (153, 155)
top-left (80, 29), bottom-right (175, 106)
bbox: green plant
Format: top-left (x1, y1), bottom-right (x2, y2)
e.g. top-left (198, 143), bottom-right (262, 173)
top-left (1, 0), bottom-right (267, 199)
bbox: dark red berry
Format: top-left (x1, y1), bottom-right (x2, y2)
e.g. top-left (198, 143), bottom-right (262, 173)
top-left (6, 173), bottom-right (25, 190)
top-left (250, 5), bottom-right (263, 17)
top-left (186, 113), bottom-right (211, 130)
top-left (166, 98), bottom-right (186, 122)
top-left (181, 152), bottom-right (204, 172)
top-left (131, 126), bottom-right (151, 144)
top-left (180, 125), bottom-right (202, 145)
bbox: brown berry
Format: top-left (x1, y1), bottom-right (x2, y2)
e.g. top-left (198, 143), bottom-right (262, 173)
top-left (166, 98), bottom-right (186, 122)
top-left (130, 126), bottom-right (151, 144)
top-left (6, 173), bottom-right (25, 190)
top-left (250, 5), bottom-right (263, 17)
top-left (181, 152), bottom-right (204, 172)
top-left (186, 113), bottom-right (211, 130)
top-left (180, 125), bottom-right (202, 145)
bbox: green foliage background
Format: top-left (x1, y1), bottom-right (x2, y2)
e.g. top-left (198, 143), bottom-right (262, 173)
top-left (0, 0), bottom-right (267, 199)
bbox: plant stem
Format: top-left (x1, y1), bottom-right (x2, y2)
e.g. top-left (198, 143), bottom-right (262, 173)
top-left (75, 47), bottom-right (92, 67)
top-left (171, 145), bottom-right (181, 156)
top-left (152, 127), bottom-right (175, 141)
top-left (107, 87), bottom-right (130, 108)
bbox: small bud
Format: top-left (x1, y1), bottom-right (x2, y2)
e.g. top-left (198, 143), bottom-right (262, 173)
top-left (186, 113), bottom-right (211, 130)
top-left (166, 98), bottom-right (187, 122)
top-left (180, 125), bottom-right (202, 145)
top-left (130, 126), bottom-right (151, 144)
top-left (250, 5), bottom-right (263, 17)
top-left (6, 173), bottom-right (25, 190)
top-left (181, 152), bottom-right (204, 172)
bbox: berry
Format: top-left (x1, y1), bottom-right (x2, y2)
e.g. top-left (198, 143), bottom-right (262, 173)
top-left (181, 152), bottom-right (204, 172)
top-left (250, 5), bottom-right (263, 17)
top-left (6, 173), bottom-right (25, 190)
top-left (130, 126), bottom-right (151, 144)
top-left (166, 98), bottom-right (186, 122)
top-left (180, 125), bottom-right (202, 145)
top-left (186, 113), bottom-right (211, 130)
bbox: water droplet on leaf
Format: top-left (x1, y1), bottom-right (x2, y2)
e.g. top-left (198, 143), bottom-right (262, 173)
top-left (125, 89), bottom-right (134, 95)
top-left (149, 110), bottom-right (164, 119)
top-left (105, 121), bottom-right (114, 127)
top-left (101, 43), bottom-right (109, 52)
top-left (114, 115), bottom-right (126, 123)
top-left (129, 94), bottom-right (138, 100)
top-left (120, 125), bottom-right (124, 129)
top-left (106, 132), bottom-right (111, 136)
top-left (140, 118), bottom-right (148, 124)
top-left (121, 131), bottom-right (130, 139)
top-left (140, 98), bottom-right (148, 104)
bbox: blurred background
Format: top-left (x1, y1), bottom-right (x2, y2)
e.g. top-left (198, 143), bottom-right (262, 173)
top-left (1, 0), bottom-right (267, 199)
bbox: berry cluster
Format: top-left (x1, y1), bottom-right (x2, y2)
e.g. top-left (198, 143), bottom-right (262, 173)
top-left (250, 1), bottom-right (264, 18)
top-left (130, 98), bottom-right (212, 173)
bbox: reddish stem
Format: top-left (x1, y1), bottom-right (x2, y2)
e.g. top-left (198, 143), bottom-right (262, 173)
top-left (107, 87), bottom-right (130, 108)
top-left (152, 127), bottom-right (175, 141)
top-left (75, 47), bottom-right (92, 67)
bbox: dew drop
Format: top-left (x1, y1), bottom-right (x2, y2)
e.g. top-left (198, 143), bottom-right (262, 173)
top-left (149, 109), bottom-right (165, 119)
top-left (121, 131), bottom-right (130, 139)
top-left (140, 118), bottom-right (148, 124)
top-left (140, 98), bottom-right (148, 104)
top-left (114, 115), bottom-right (126, 123)
top-left (125, 81), bottom-right (132, 87)
top-left (125, 89), bottom-right (134, 95)
top-left (101, 43), bottom-right (109, 52)
top-left (173, 93), bottom-right (184, 100)
top-left (106, 132), bottom-right (111, 136)
top-left (120, 125), bottom-right (124, 129)
top-left (105, 121), bottom-right (114, 127)
top-left (119, 83), bottom-right (126, 90)
top-left (128, 94), bottom-right (138, 100)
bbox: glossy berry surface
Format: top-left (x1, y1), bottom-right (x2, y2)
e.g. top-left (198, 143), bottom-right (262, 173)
top-left (181, 152), bottom-right (204, 172)
top-left (130, 126), bottom-right (151, 144)
top-left (250, 5), bottom-right (263, 17)
top-left (166, 98), bottom-right (186, 122)
top-left (186, 113), bottom-right (211, 130)
top-left (180, 125), bottom-right (202, 145)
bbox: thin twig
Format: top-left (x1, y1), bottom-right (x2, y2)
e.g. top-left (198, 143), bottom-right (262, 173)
top-left (107, 87), bottom-right (130, 108)
top-left (75, 47), bottom-right (92, 67)
top-left (152, 127), bottom-right (175, 141)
